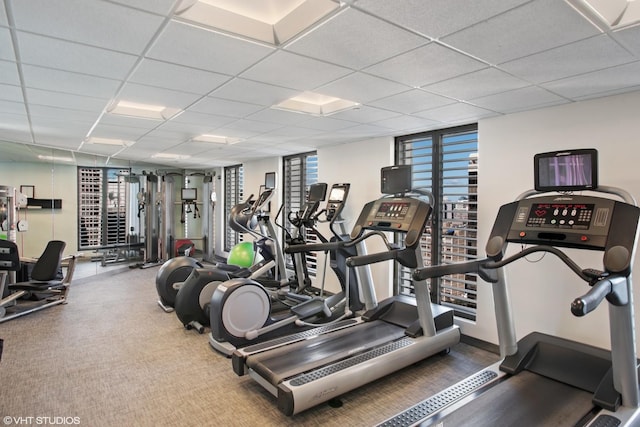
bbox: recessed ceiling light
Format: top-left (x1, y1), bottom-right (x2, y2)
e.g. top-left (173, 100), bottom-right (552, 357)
top-left (567, 0), bottom-right (640, 30)
top-left (37, 155), bottom-right (73, 162)
top-left (151, 153), bottom-right (191, 160)
top-left (272, 91), bottom-right (360, 116)
top-left (192, 134), bottom-right (242, 145)
top-left (85, 137), bottom-right (135, 147)
top-left (107, 100), bottom-right (183, 121)
top-left (174, 0), bottom-right (342, 46)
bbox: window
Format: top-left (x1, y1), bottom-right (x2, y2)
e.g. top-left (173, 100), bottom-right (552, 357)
top-left (283, 151), bottom-right (318, 274)
top-left (78, 167), bottom-right (131, 250)
top-left (224, 164), bottom-right (243, 252)
top-left (396, 124), bottom-right (478, 320)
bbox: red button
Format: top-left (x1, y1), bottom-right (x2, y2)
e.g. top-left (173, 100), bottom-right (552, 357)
top-left (581, 236), bottom-right (588, 241)
top-left (519, 231), bottom-right (526, 237)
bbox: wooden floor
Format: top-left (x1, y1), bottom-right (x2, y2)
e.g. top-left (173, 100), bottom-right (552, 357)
top-left (0, 265), bottom-right (499, 426)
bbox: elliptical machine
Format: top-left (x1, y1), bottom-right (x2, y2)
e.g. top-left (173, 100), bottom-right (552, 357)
top-left (208, 182), bottom-right (361, 355)
top-left (173, 184), bottom-right (288, 333)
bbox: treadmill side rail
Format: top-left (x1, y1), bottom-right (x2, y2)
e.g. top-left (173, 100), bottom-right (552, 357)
top-left (277, 326), bottom-right (460, 415)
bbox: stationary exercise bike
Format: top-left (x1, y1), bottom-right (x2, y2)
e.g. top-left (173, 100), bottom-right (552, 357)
top-left (208, 182), bottom-right (361, 355)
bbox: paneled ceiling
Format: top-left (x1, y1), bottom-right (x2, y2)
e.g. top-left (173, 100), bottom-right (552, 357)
top-left (1, 0), bottom-right (640, 168)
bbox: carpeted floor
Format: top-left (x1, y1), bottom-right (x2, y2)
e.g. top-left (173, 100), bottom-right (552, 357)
top-left (0, 266), bottom-right (498, 426)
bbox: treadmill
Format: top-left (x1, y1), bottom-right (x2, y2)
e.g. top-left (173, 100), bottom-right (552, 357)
top-left (234, 166), bottom-right (461, 416)
top-left (379, 149), bottom-right (640, 426)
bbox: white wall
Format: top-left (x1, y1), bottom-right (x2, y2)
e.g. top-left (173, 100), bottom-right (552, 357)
top-left (0, 162), bottom-right (77, 257)
top-left (317, 137), bottom-right (395, 299)
top-left (469, 90), bottom-right (640, 352)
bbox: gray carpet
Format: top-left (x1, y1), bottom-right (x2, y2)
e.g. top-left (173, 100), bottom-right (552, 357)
top-left (0, 267), bottom-right (498, 426)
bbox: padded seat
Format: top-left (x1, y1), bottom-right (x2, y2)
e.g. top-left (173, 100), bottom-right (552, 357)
top-left (0, 239), bottom-right (75, 323)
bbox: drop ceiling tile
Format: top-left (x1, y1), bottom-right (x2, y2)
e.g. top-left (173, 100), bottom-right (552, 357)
top-left (108, 0), bottom-right (176, 15)
top-left (364, 43), bottom-right (488, 88)
top-left (80, 144), bottom-right (125, 157)
top-left (22, 65), bottom-right (120, 99)
top-left (612, 24), bottom-right (640, 57)
top-left (189, 97), bottom-right (264, 118)
top-left (296, 116), bottom-right (359, 132)
top-left (126, 136), bottom-right (181, 151)
top-left (130, 59), bottom-right (231, 95)
top-left (256, 126), bottom-right (325, 141)
top-left (97, 113), bottom-right (164, 131)
top-left (423, 67), bottom-right (529, 101)
top-left (11, 0), bottom-right (165, 54)
top-left (334, 123), bottom-right (395, 139)
top-left (155, 121), bottom-right (217, 138)
top-left (356, 0), bottom-right (530, 39)
top-left (157, 141), bottom-right (209, 156)
top-left (0, 83), bottom-right (22, 102)
top-left (369, 89), bottom-right (456, 114)
top-left (211, 78), bottom-right (300, 106)
top-left (147, 21), bottom-right (273, 75)
top-left (373, 114), bottom-right (442, 132)
top-left (246, 108), bottom-right (313, 126)
top-left (329, 105), bottom-right (401, 124)
top-left (286, 7), bottom-right (427, 70)
top-left (441, 0), bottom-right (600, 65)
top-left (0, 100), bottom-right (27, 115)
top-left (17, 32), bottom-right (138, 80)
top-left (170, 110), bottom-right (236, 128)
top-left (542, 61), bottom-right (640, 101)
top-left (29, 104), bottom-right (98, 122)
top-left (31, 116), bottom-right (94, 135)
top-left (240, 50), bottom-right (352, 91)
top-left (205, 126), bottom-right (261, 140)
top-left (0, 1), bottom-right (7, 26)
top-left (224, 118), bottom-right (283, 134)
top-left (318, 72), bottom-right (408, 104)
top-left (501, 35), bottom-right (635, 84)
top-left (26, 88), bottom-right (108, 112)
top-left (469, 86), bottom-right (568, 114)
top-left (90, 123), bottom-right (154, 141)
top-left (414, 102), bottom-right (498, 123)
top-left (0, 28), bottom-right (14, 61)
top-left (116, 82), bottom-right (202, 110)
top-left (0, 124), bottom-right (31, 143)
top-left (0, 61), bottom-right (19, 85)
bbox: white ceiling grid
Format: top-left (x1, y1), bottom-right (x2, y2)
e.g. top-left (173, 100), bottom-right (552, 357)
top-left (0, 0), bottom-right (639, 168)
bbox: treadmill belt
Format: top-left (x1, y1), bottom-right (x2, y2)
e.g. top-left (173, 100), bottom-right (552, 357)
top-left (433, 370), bottom-right (595, 426)
top-left (247, 320), bottom-right (405, 385)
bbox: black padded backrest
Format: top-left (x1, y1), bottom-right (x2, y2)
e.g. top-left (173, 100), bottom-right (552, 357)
top-left (0, 239), bottom-right (20, 272)
top-left (30, 240), bottom-right (65, 282)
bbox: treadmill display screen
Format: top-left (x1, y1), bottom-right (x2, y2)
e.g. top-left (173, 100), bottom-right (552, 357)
top-left (526, 203), bottom-right (595, 229)
top-left (375, 202), bottom-right (410, 220)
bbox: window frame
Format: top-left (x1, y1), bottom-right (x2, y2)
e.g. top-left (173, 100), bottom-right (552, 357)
top-left (395, 124), bottom-right (479, 320)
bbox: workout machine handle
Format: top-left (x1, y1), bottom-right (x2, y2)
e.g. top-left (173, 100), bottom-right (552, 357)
top-left (285, 230), bottom-right (389, 254)
top-left (571, 275), bottom-right (629, 316)
top-left (347, 250), bottom-right (397, 267)
top-left (413, 258), bottom-right (499, 283)
top-left (285, 240), bottom-right (344, 254)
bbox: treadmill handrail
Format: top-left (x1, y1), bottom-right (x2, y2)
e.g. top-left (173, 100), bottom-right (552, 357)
top-left (284, 230), bottom-right (390, 254)
top-left (516, 186), bottom-right (637, 206)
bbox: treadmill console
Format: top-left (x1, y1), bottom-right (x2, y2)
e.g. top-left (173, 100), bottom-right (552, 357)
top-left (506, 195), bottom-right (615, 250)
top-left (351, 196), bottom-right (431, 247)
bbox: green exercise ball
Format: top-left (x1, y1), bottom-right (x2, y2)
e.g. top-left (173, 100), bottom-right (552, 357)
top-left (228, 241), bottom-right (255, 268)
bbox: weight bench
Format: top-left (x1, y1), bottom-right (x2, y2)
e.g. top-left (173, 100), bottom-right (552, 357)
top-left (0, 240), bottom-right (77, 323)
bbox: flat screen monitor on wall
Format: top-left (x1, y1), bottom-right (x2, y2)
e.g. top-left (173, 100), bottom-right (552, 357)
top-left (534, 149), bottom-right (598, 192)
top-left (381, 165), bottom-right (412, 195)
